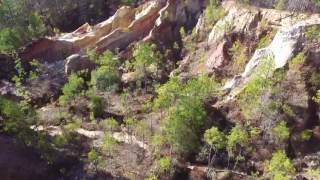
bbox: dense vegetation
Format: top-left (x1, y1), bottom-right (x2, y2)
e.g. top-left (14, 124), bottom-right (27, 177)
top-left (1, 0), bottom-right (320, 179)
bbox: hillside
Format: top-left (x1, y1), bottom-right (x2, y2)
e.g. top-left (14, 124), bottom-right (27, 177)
top-left (1, 0), bottom-right (320, 179)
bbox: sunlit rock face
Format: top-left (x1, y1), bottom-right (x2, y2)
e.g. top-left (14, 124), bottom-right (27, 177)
top-left (225, 21), bottom-right (320, 97)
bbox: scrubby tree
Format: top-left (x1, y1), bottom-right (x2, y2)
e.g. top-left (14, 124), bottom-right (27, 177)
top-left (264, 150), bottom-right (295, 180)
top-left (132, 42), bottom-right (162, 92)
top-left (90, 50), bottom-right (120, 92)
top-left (0, 0), bottom-right (45, 53)
top-left (226, 126), bottom-right (249, 168)
top-left (59, 73), bottom-right (85, 106)
top-left (89, 95), bottom-right (105, 119)
top-left (163, 98), bottom-right (207, 154)
top-left (102, 134), bottom-right (118, 156)
top-left (204, 0), bottom-right (225, 28)
top-left (204, 127), bottom-right (226, 166)
top-left (87, 149), bottom-right (101, 172)
top-left (272, 121), bottom-right (290, 141)
top-left (238, 56), bottom-right (275, 119)
top-left (101, 118), bottom-right (119, 133)
top-left (157, 156), bottom-right (173, 176)
top-left (229, 40), bottom-right (248, 74)
top-left (153, 76), bottom-right (184, 111)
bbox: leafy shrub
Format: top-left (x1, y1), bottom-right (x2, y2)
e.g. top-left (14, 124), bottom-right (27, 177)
top-left (313, 90), bottom-right (320, 104)
top-left (306, 168), bottom-right (320, 179)
top-left (289, 52), bottom-right (306, 68)
top-left (87, 149), bottom-right (101, 171)
top-left (90, 50), bottom-right (121, 92)
top-left (274, 0), bottom-right (286, 10)
top-left (204, 127), bottom-right (226, 166)
top-left (102, 134), bottom-right (118, 155)
top-left (89, 95), bottom-right (104, 119)
top-left (305, 26), bottom-right (320, 43)
top-left (163, 98), bottom-right (207, 154)
top-left (158, 157), bottom-right (173, 174)
top-left (91, 67), bottom-right (120, 92)
top-left (101, 118), bottom-right (119, 132)
top-left (229, 40), bottom-right (248, 73)
top-left (204, 0), bottom-right (226, 27)
top-left (0, 0), bottom-right (45, 53)
top-left (272, 121), bottom-right (290, 141)
top-left (226, 126), bottom-right (249, 158)
top-left (204, 127), bottom-right (226, 151)
top-left (154, 75), bottom-right (218, 111)
top-left (238, 56), bottom-right (275, 118)
top-left (64, 119), bottom-right (82, 132)
top-left (264, 151), bottom-right (295, 180)
top-left (124, 117), bottom-right (138, 135)
top-left (54, 135), bottom-right (69, 148)
top-left (154, 75), bottom-right (219, 155)
top-left (300, 129), bottom-right (313, 141)
top-left (131, 42), bottom-right (162, 91)
top-left (59, 73), bottom-right (85, 106)
top-left (179, 27), bottom-right (186, 39)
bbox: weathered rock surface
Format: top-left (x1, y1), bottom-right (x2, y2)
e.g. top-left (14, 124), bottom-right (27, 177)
top-left (224, 21), bottom-right (320, 98)
top-left (65, 54), bottom-right (96, 75)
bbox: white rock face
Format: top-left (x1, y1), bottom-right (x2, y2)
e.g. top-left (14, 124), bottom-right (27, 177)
top-left (224, 20), bottom-right (320, 97)
top-left (208, 2), bottom-right (260, 43)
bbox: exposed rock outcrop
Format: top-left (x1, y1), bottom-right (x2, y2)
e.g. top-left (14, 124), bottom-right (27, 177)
top-left (224, 21), bottom-right (320, 98)
top-left (65, 54), bottom-right (96, 75)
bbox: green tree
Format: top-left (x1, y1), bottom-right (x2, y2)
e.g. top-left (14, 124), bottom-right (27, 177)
top-left (88, 149), bottom-right (101, 172)
top-left (90, 50), bottom-right (120, 92)
top-left (272, 121), bottom-right (290, 141)
top-left (102, 134), bottom-right (118, 156)
top-left (157, 156), bottom-right (173, 175)
top-left (238, 56), bottom-right (275, 119)
top-left (89, 95), bottom-right (104, 119)
top-left (132, 42), bottom-right (162, 92)
top-left (0, 0), bottom-right (45, 53)
top-left (204, 127), bottom-right (226, 166)
top-left (163, 98), bottom-right (207, 154)
top-left (101, 118), bottom-right (119, 133)
top-left (226, 126), bottom-right (249, 168)
top-left (229, 40), bottom-right (248, 73)
top-left (59, 73), bottom-right (85, 106)
top-left (264, 151), bottom-right (295, 180)
top-left (204, 0), bottom-right (225, 28)
top-left (153, 76), bottom-right (184, 111)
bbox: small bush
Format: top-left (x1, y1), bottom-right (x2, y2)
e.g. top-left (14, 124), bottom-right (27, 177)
top-left (59, 73), bottom-right (85, 106)
top-left (226, 126), bottom-right (249, 158)
top-left (54, 135), bottom-right (69, 148)
top-left (289, 52), bottom-right (306, 68)
top-left (102, 134), bottom-right (118, 155)
top-left (91, 67), bottom-right (120, 92)
top-left (204, 0), bottom-right (226, 27)
top-left (305, 26), bottom-right (320, 43)
top-left (158, 157), bottom-right (173, 174)
top-left (264, 151), bottom-right (295, 180)
top-left (90, 50), bottom-right (121, 92)
top-left (89, 95), bottom-right (105, 119)
top-left (272, 121), bottom-right (290, 141)
top-left (274, 0), bottom-right (286, 10)
top-left (102, 118), bottom-right (119, 132)
top-left (300, 129), bottom-right (313, 141)
top-left (204, 127), bottom-right (226, 151)
top-left (0, 0), bottom-right (45, 53)
top-left (229, 40), bottom-right (248, 74)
